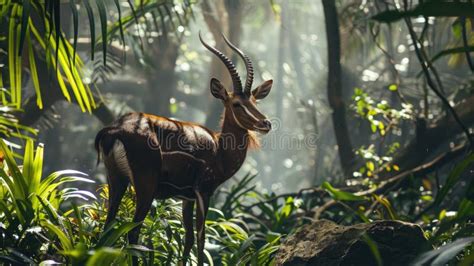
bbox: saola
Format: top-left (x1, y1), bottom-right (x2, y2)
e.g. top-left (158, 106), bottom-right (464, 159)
top-left (95, 33), bottom-right (273, 265)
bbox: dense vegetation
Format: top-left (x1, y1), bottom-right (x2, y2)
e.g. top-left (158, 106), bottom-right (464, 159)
top-left (1, 0), bottom-right (473, 265)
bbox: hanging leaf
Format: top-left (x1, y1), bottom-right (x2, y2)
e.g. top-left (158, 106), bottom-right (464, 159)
top-left (83, 0), bottom-right (95, 60)
top-left (69, 0), bottom-right (79, 65)
top-left (53, 0), bottom-right (60, 67)
top-left (18, 0), bottom-right (31, 56)
top-left (26, 31), bottom-right (42, 109)
top-left (96, 0), bottom-right (108, 66)
top-left (113, 0), bottom-right (125, 48)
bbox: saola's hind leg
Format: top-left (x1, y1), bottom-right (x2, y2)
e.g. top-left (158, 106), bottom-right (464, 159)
top-left (104, 172), bottom-right (129, 227)
top-left (195, 191), bottom-right (210, 266)
top-left (103, 142), bottom-right (130, 227)
top-left (127, 168), bottom-right (158, 266)
top-left (181, 200), bottom-right (195, 264)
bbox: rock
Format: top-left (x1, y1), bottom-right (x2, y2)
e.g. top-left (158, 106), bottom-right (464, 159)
top-left (274, 219), bottom-right (430, 266)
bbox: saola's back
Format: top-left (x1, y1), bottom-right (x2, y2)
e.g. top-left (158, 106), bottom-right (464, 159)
top-left (95, 112), bottom-right (219, 162)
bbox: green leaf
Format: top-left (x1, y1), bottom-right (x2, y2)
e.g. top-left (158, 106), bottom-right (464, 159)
top-left (113, 0), bottom-right (125, 48)
top-left (31, 143), bottom-right (44, 195)
top-left (8, 5), bottom-right (20, 107)
top-left (370, 124), bottom-right (377, 133)
top-left (452, 20), bottom-right (463, 39)
top-left (362, 234), bottom-right (382, 266)
top-left (97, 222), bottom-right (140, 247)
top-left (373, 194), bottom-right (397, 220)
top-left (218, 221), bottom-right (248, 238)
top-left (366, 161), bottom-right (375, 172)
top-left (0, 138), bottom-right (27, 198)
top-left (457, 199), bottom-right (474, 220)
top-left (86, 247), bottom-right (126, 266)
top-left (36, 195), bottom-right (61, 224)
top-left (96, 0), bottom-right (108, 65)
top-left (69, 0), bottom-right (79, 65)
top-left (22, 139), bottom-right (34, 187)
top-left (18, 0), bottom-right (31, 56)
top-left (269, 0), bottom-right (281, 20)
top-left (42, 221), bottom-right (74, 251)
top-left (434, 153), bottom-right (474, 206)
top-left (26, 30), bottom-right (42, 109)
top-left (321, 182), bottom-right (366, 201)
top-left (265, 232), bottom-right (281, 243)
top-left (53, 0), bottom-right (61, 67)
top-left (83, 0), bottom-right (95, 60)
top-left (412, 237), bottom-right (474, 265)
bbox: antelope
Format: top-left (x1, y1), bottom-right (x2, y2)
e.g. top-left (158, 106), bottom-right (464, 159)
top-left (94, 33), bottom-right (273, 265)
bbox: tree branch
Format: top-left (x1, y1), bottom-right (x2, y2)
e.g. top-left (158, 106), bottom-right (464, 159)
top-left (363, 143), bottom-right (469, 196)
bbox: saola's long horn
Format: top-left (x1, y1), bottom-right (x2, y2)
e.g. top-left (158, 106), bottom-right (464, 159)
top-left (199, 32), bottom-right (243, 94)
top-left (222, 34), bottom-right (254, 96)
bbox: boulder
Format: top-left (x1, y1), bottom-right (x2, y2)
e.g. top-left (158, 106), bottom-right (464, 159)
top-left (274, 219), bottom-right (430, 266)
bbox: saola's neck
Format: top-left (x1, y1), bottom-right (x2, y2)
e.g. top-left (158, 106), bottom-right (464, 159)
top-left (216, 109), bottom-right (250, 181)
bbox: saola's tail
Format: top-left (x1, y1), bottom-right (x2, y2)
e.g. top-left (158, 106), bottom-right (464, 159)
top-left (94, 127), bottom-right (118, 166)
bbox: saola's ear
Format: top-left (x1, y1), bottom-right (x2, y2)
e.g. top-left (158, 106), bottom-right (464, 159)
top-left (252, 80), bottom-right (273, 100)
top-left (210, 78), bottom-right (229, 101)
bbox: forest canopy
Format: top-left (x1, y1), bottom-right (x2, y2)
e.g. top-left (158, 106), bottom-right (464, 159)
top-left (0, 0), bottom-right (473, 265)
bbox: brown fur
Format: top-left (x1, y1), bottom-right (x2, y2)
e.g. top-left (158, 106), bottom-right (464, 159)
top-left (218, 111), bottom-right (261, 150)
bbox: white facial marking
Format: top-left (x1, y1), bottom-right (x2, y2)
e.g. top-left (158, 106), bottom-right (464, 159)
top-left (253, 125), bottom-right (268, 131)
top-left (240, 104), bottom-right (259, 121)
top-left (230, 107), bottom-right (246, 129)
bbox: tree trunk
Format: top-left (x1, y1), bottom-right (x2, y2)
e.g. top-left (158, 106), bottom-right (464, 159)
top-left (322, 0), bottom-right (356, 177)
top-left (275, 1), bottom-right (288, 121)
top-left (144, 36), bottom-right (179, 118)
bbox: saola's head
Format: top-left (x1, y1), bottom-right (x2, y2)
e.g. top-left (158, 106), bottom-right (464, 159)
top-left (200, 33), bottom-right (273, 134)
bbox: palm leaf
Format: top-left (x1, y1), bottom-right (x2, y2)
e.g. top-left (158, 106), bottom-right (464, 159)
top-left (96, 0), bottom-right (108, 66)
top-left (83, 0), bottom-right (96, 60)
top-left (42, 221), bottom-right (74, 251)
top-left (26, 31), bottom-right (43, 109)
top-left (69, 0), bottom-right (79, 64)
top-left (113, 0), bottom-right (126, 47)
top-left (18, 0), bottom-right (31, 56)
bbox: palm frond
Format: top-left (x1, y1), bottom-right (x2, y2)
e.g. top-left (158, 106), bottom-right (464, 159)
top-left (0, 1), bottom-right (194, 114)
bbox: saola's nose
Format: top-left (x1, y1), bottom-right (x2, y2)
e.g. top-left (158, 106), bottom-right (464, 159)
top-left (262, 119), bottom-right (272, 130)
top-left (256, 119), bottom-right (271, 133)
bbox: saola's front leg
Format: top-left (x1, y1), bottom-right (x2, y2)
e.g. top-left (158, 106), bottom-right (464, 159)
top-left (195, 190), bottom-right (210, 266)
